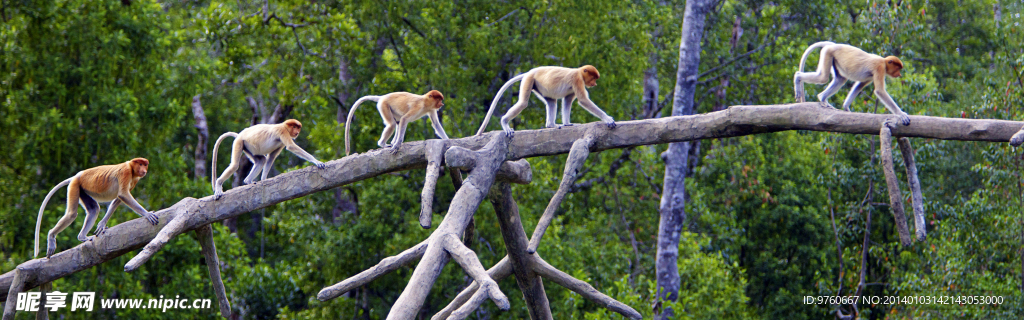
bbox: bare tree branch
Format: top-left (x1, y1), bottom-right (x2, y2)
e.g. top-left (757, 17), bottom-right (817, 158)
top-left (879, 121), bottom-right (913, 246)
top-left (4, 103), bottom-right (1024, 318)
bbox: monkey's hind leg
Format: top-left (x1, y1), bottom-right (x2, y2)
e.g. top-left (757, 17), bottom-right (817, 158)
top-left (794, 49), bottom-right (835, 103)
top-left (542, 95), bottom-right (557, 128)
top-left (377, 102), bottom-right (398, 149)
top-left (242, 154), bottom-right (266, 185)
top-left (388, 116), bottom-right (413, 154)
top-left (214, 139), bottom-right (247, 199)
top-left (76, 192), bottom-right (101, 242)
top-left (816, 73), bottom-right (847, 109)
top-left (500, 76), bottom-right (536, 137)
top-left (47, 179), bottom-right (83, 258)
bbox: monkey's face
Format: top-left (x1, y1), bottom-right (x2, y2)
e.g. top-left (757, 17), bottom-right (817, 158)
top-left (130, 158), bottom-right (149, 178)
top-left (428, 90), bottom-right (445, 109)
top-left (885, 57), bottom-right (904, 78)
top-left (283, 119), bottom-right (303, 137)
top-left (581, 66), bottom-right (600, 87)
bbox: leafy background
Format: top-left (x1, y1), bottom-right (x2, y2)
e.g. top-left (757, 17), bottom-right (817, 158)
top-left (1, 0), bottom-right (1022, 319)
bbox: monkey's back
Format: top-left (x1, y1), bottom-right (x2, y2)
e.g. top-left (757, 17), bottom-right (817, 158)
top-left (76, 163), bottom-right (127, 201)
top-left (830, 44), bottom-right (883, 82)
top-left (237, 124), bottom-right (287, 155)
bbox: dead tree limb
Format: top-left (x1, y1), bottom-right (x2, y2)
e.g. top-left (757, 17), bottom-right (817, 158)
top-left (420, 139), bottom-right (448, 228)
top-left (383, 135), bottom-right (511, 319)
top-left (879, 121), bottom-right (913, 246)
top-left (4, 103), bottom-right (1024, 314)
top-left (528, 135), bottom-right (595, 254)
top-left (488, 182), bottom-right (551, 320)
top-left (195, 225), bottom-right (231, 318)
top-left (897, 137), bottom-right (926, 240)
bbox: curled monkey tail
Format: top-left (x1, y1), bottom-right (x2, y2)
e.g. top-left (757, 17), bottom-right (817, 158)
top-left (211, 132), bottom-right (239, 192)
top-left (35, 176), bottom-right (74, 258)
top-left (798, 41), bottom-right (836, 72)
top-left (477, 73), bottom-right (527, 136)
top-left (345, 95), bottom-right (382, 156)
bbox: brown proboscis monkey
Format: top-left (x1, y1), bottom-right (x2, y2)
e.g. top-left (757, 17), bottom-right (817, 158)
top-left (211, 119), bottom-right (325, 199)
top-left (476, 65), bottom-right (615, 137)
top-left (35, 158), bottom-right (158, 258)
top-left (345, 90), bottom-right (450, 155)
top-left (794, 41), bottom-right (910, 125)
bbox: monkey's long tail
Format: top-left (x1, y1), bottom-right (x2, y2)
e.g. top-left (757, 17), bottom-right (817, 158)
top-left (476, 73), bottom-right (527, 136)
top-left (35, 177), bottom-right (73, 258)
top-left (345, 95), bottom-right (381, 156)
top-left (211, 132), bottom-right (239, 193)
top-left (798, 41), bottom-right (836, 72)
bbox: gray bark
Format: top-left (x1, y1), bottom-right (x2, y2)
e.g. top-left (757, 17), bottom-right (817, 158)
top-left (528, 136), bottom-right (595, 253)
top-left (880, 123), bottom-right (913, 246)
top-left (192, 95), bottom-right (209, 179)
top-left (489, 182), bottom-right (551, 320)
top-left (897, 137), bottom-right (926, 240)
top-left (420, 140), bottom-right (448, 228)
top-left (196, 225), bottom-right (231, 318)
top-left (656, 0), bottom-right (717, 317)
top-left (384, 136), bottom-right (512, 319)
top-left (34, 282), bottom-right (48, 320)
top-left (433, 170), bottom-right (640, 319)
top-left (3, 104), bottom-right (1023, 317)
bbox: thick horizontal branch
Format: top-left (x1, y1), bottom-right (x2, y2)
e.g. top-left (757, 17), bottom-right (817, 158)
top-left (3, 103), bottom-right (1020, 296)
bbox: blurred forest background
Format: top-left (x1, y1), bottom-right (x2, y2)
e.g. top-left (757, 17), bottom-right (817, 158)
top-left (1, 0), bottom-right (1023, 319)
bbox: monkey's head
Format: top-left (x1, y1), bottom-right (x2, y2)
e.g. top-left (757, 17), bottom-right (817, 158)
top-left (885, 56), bottom-right (904, 78)
top-left (129, 158), bottom-right (149, 178)
top-left (580, 65), bottom-right (600, 87)
top-left (426, 90), bottom-right (445, 109)
top-left (284, 119), bottom-right (303, 138)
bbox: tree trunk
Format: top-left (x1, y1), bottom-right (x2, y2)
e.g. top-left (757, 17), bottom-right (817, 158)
top-left (191, 95), bottom-right (209, 180)
top-left (656, 0), bottom-right (717, 318)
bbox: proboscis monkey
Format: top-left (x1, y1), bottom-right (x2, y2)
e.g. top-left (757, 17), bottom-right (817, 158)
top-left (345, 90), bottom-right (450, 155)
top-left (794, 41), bottom-right (910, 125)
top-left (211, 119), bottom-right (325, 199)
top-left (35, 158), bottom-right (157, 258)
top-left (477, 65), bottom-right (616, 137)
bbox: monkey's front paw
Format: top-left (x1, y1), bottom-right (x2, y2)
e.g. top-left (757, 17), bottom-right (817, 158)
top-left (503, 128), bottom-right (515, 138)
top-left (96, 225), bottom-right (107, 235)
top-left (145, 213), bottom-right (159, 225)
top-left (313, 161), bottom-right (326, 169)
top-left (1010, 131), bottom-right (1024, 147)
top-left (388, 145), bottom-right (401, 154)
top-left (898, 114), bottom-right (911, 126)
top-left (214, 191), bottom-right (224, 200)
top-left (82, 236), bottom-right (95, 242)
top-left (605, 121), bottom-right (617, 129)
